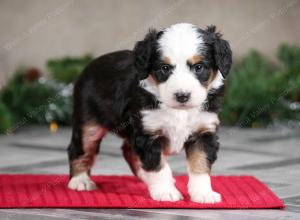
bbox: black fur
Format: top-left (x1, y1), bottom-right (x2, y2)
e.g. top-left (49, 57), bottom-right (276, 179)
top-left (68, 25), bottom-right (232, 175)
top-left (201, 25), bottom-right (232, 78)
top-left (205, 85), bottom-right (225, 113)
top-left (133, 29), bottom-right (160, 80)
top-left (68, 50), bottom-right (162, 173)
top-left (185, 132), bottom-right (220, 168)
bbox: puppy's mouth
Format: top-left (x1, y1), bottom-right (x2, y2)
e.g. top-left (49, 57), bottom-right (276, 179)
top-left (168, 102), bottom-right (199, 110)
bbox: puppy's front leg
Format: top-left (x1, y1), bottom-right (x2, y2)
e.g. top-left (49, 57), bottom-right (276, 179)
top-left (137, 159), bottom-right (183, 202)
top-left (133, 135), bottom-right (183, 202)
top-left (185, 132), bottom-right (221, 203)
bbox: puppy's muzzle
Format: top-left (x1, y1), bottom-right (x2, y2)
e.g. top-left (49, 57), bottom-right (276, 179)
top-left (174, 92), bottom-right (191, 103)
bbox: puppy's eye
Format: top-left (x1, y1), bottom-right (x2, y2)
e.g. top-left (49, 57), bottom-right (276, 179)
top-left (161, 65), bottom-right (171, 74)
top-left (193, 63), bottom-right (210, 82)
top-left (194, 64), bottom-right (204, 73)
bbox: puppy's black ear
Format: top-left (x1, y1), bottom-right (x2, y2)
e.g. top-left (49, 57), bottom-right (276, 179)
top-left (133, 29), bottom-right (159, 80)
top-left (206, 26), bottom-right (232, 78)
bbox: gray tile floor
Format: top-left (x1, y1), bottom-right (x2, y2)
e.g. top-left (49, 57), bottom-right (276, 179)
top-left (0, 125), bottom-right (299, 219)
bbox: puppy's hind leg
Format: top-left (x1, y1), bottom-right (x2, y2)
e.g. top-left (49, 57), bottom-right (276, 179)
top-left (68, 122), bottom-right (107, 191)
top-left (121, 140), bottom-right (140, 176)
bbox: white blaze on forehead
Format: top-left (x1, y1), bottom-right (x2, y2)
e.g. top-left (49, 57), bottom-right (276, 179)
top-left (146, 23), bottom-right (224, 109)
top-left (158, 23), bottom-right (203, 63)
top-left (156, 23), bottom-right (206, 108)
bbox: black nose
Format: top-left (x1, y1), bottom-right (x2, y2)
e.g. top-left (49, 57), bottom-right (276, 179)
top-left (175, 92), bottom-right (191, 103)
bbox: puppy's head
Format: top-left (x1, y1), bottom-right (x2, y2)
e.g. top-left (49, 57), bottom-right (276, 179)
top-left (134, 23), bottom-right (232, 109)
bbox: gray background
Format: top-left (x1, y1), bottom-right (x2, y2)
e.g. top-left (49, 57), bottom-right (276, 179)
top-left (1, 0), bottom-right (300, 88)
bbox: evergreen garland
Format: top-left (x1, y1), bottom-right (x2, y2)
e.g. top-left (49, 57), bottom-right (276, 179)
top-left (0, 46), bottom-right (300, 134)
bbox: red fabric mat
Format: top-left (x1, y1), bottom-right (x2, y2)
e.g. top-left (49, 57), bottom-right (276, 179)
top-left (0, 175), bottom-right (284, 209)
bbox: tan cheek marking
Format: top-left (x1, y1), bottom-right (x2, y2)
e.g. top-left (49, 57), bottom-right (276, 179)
top-left (187, 148), bottom-right (210, 174)
top-left (203, 69), bottom-right (218, 89)
top-left (208, 69), bottom-right (218, 84)
top-left (149, 72), bottom-right (159, 85)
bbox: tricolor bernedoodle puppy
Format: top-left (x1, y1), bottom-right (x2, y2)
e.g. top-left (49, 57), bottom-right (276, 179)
top-left (67, 23), bottom-right (232, 203)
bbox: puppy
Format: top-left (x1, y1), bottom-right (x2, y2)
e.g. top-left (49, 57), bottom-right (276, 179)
top-left (67, 23), bottom-right (232, 203)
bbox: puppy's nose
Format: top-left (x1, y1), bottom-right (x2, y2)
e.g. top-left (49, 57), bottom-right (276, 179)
top-left (174, 92), bottom-right (191, 103)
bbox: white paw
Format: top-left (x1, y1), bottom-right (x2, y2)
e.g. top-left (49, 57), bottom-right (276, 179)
top-left (68, 173), bottom-right (97, 191)
top-left (190, 190), bottom-right (221, 204)
top-left (149, 184), bottom-right (183, 202)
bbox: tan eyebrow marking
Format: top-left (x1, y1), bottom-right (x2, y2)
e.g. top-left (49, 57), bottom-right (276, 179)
top-left (163, 57), bottom-right (172, 65)
top-left (188, 54), bottom-right (204, 65)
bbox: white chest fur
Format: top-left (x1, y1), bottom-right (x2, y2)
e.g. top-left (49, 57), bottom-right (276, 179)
top-left (141, 105), bottom-right (219, 155)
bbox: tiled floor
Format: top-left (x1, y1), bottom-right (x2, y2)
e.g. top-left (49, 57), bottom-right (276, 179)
top-left (0, 125), bottom-right (299, 219)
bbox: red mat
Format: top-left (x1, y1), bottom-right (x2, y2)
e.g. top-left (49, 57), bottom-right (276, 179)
top-left (0, 175), bottom-right (284, 209)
